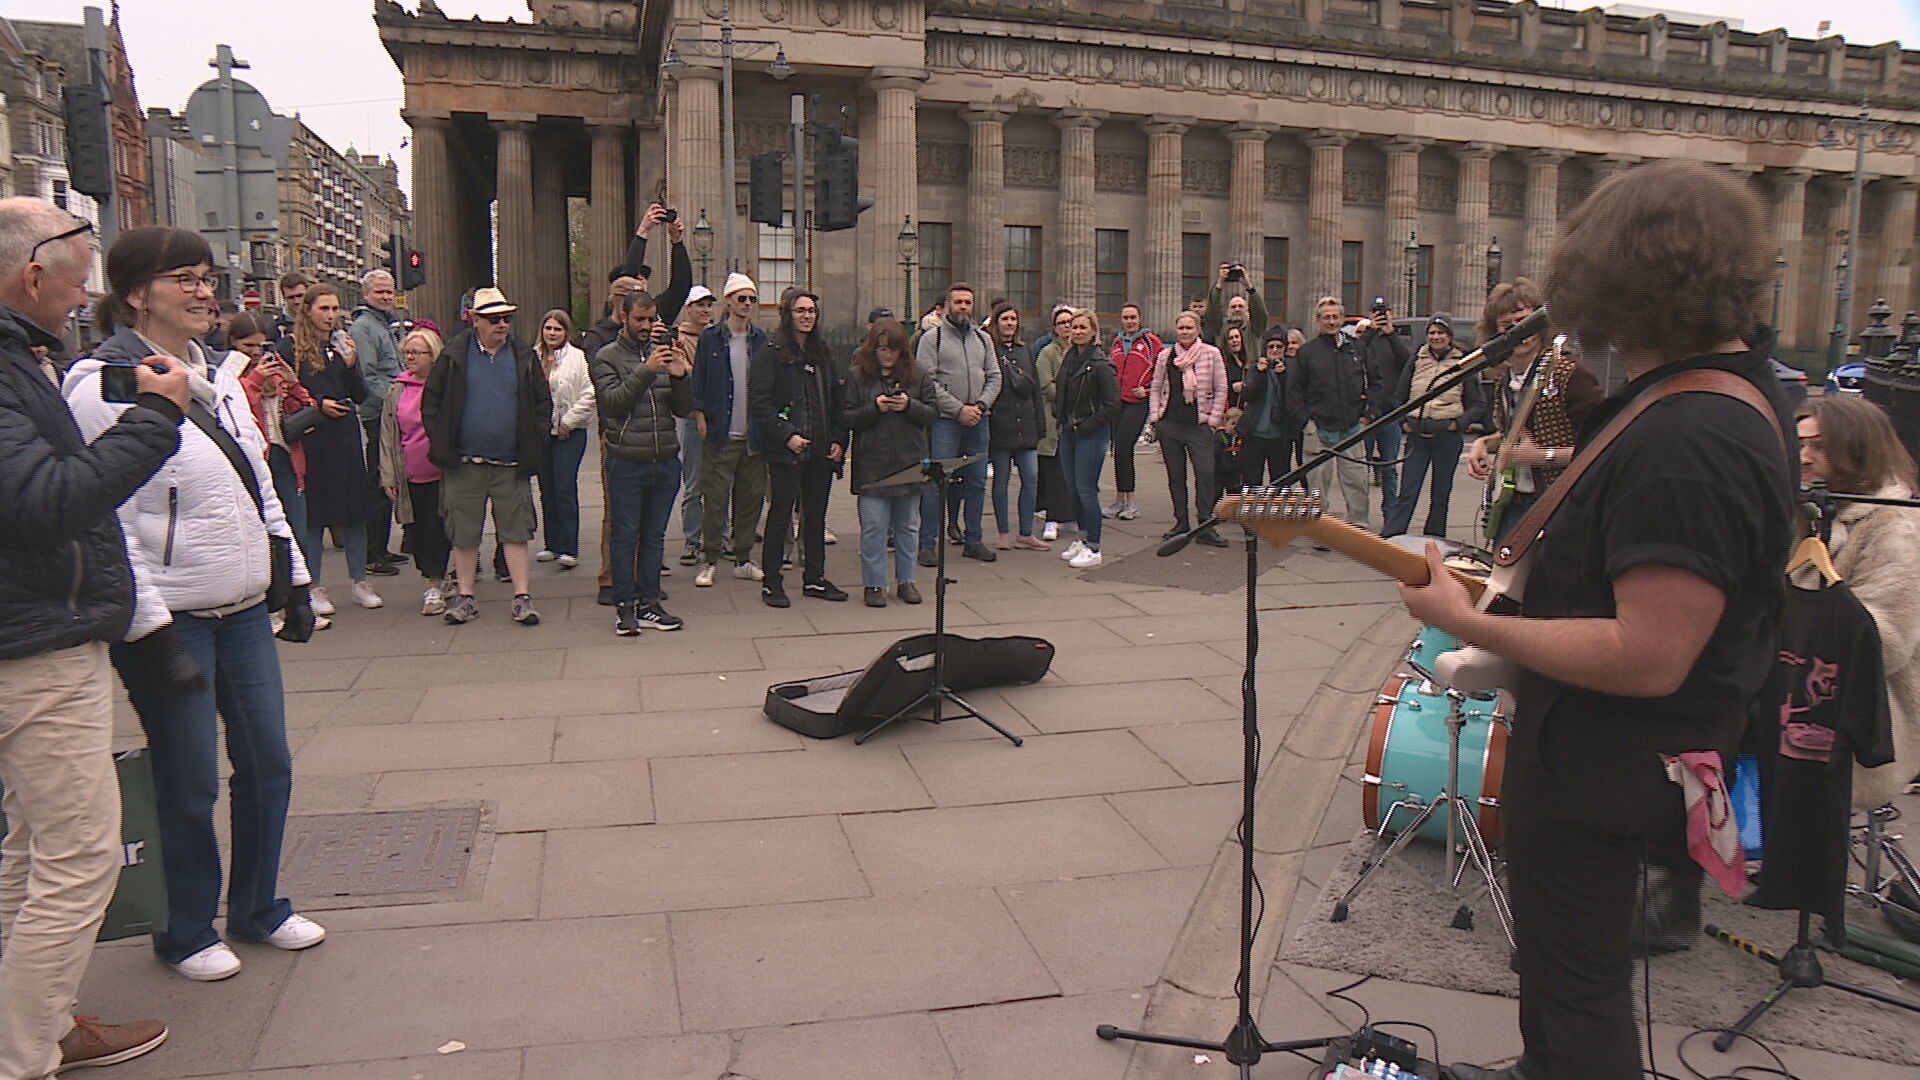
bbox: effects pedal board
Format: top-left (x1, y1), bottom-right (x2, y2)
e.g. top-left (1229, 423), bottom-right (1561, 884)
top-left (1319, 1029), bottom-right (1440, 1080)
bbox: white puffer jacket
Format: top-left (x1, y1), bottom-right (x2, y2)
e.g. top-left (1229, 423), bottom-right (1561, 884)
top-left (546, 343), bottom-right (596, 436)
top-left (65, 351), bottom-right (311, 617)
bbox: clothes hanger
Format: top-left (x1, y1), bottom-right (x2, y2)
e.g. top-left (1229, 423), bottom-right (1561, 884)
top-left (1786, 533), bottom-right (1843, 586)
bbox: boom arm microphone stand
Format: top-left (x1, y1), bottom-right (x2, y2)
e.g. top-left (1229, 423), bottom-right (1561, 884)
top-left (1097, 308), bottom-right (1552, 1075)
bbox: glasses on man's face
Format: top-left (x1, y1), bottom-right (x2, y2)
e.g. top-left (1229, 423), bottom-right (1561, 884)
top-left (28, 219), bottom-right (95, 269)
top-left (731, 294), bottom-right (756, 305)
top-left (477, 314), bottom-right (511, 325)
top-left (155, 271), bottom-right (218, 293)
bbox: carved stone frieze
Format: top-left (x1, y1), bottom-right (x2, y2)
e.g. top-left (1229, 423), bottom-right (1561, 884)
top-left (1342, 169), bottom-right (1386, 205)
top-left (1417, 172), bottom-right (1459, 211)
top-left (919, 140), bottom-right (967, 184)
top-left (1265, 162), bottom-right (1307, 201)
top-left (1183, 157), bottom-right (1231, 195)
top-left (1006, 144), bottom-right (1060, 189)
top-left (1095, 151), bottom-right (1147, 192)
top-left (1490, 179), bottom-right (1527, 216)
top-left (738, 118), bottom-right (789, 157)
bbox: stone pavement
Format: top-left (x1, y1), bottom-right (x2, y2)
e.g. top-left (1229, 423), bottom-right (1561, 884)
top-left (75, 444), bottom-right (1916, 1080)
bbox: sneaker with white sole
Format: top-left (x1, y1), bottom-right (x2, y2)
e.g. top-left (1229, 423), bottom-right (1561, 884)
top-left (511, 594), bottom-right (540, 625)
top-left (351, 581), bottom-right (384, 609)
top-left (1117, 504), bottom-right (1140, 520)
top-left (420, 586), bottom-right (446, 617)
top-left (443, 595), bottom-right (480, 625)
top-left (1041, 521), bottom-right (1059, 542)
top-left (535, 549), bottom-right (557, 562)
top-left (1069, 547), bottom-right (1104, 569)
top-left (170, 942), bottom-right (241, 982)
top-left (637, 603), bottom-right (685, 631)
top-left (308, 585), bottom-right (336, 616)
top-left (694, 563), bottom-right (717, 587)
top-left (823, 527), bottom-right (838, 545)
top-left (259, 913), bottom-right (327, 950)
top-left (733, 560), bottom-right (764, 581)
top-left (1060, 539), bottom-right (1088, 562)
top-left (556, 553), bottom-right (579, 569)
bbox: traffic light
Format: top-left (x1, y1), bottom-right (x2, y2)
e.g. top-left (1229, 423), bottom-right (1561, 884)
top-left (814, 128), bottom-right (871, 232)
top-left (61, 85), bottom-right (113, 199)
top-left (749, 153), bottom-right (785, 227)
top-left (379, 236), bottom-right (398, 278)
top-left (402, 249), bottom-right (426, 291)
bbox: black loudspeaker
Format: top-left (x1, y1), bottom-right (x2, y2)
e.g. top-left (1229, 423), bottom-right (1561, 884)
top-left (62, 85), bottom-right (113, 200)
top-left (764, 634), bottom-right (1054, 739)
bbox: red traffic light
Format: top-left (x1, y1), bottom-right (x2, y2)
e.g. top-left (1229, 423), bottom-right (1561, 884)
top-left (407, 251), bottom-right (423, 269)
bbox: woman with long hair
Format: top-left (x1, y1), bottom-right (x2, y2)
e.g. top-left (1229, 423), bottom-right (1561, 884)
top-left (987, 303), bottom-right (1047, 551)
top-left (65, 226), bottom-right (325, 982)
top-left (381, 328), bottom-right (456, 616)
top-left (1052, 309), bottom-right (1120, 569)
top-left (280, 284), bottom-right (381, 614)
top-left (534, 308), bottom-right (594, 568)
top-left (1219, 323), bottom-right (1250, 407)
top-left (843, 318), bottom-right (937, 606)
top-left (749, 289), bottom-right (846, 607)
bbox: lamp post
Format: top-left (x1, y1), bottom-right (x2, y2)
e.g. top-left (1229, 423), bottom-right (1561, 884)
top-left (1833, 246), bottom-right (1850, 366)
top-left (1772, 248), bottom-right (1787, 330)
top-left (664, 0), bottom-right (792, 274)
top-left (690, 209), bottom-right (714, 286)
top-left (1821, 102), bottom-right (1910, 371)
top-left (1485, 236), bottom-right (1503, 295)
top-left (897, 216), bottom-right (919, 321)
top-left (1404, 230), bottom-right (1419, 318)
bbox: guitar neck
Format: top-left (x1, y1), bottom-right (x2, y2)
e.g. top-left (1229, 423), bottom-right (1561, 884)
top-left (1311, 518), bottom-right (1488, 600)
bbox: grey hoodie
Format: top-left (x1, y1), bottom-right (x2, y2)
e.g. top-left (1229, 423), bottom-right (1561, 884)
top-left (913, 314), bottom-right (1001, 420)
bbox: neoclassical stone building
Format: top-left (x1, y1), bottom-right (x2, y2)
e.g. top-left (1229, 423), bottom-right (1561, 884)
top-left (378, 0), bottom-right (1920, 358)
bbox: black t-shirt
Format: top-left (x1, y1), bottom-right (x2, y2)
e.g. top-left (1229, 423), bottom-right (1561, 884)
top-left (1163, 357), bottom-right (1199, 425)
top-left (1516, 349), bottom-right (1795, 754)
top-left (1747, 583), bottom-right (1894, 919)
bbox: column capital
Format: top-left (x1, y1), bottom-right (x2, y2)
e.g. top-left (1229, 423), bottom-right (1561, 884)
top-left (1879, 176), bottom-right (1920, 192)
top-left (1523, 147), bottom-right (1570, 166)
top-left (1226, 121), bottom-right (1280, 142)
top-left (1054, 108), bottom-right (1108, 131)
top-left (1772, 167), bottom-right (1815, 190)
top-left (1305, 128), bottom-right (1356, 149)
top-left (670, 62), bottom-right (724, 83)
top-left (584, 117), bottom-right (632, 132)
top-left (401, 109), bottom-right (453, 127)
top-left (869, 66), bottom-right (929, 93)
top-left (490, 113), bottom-right (539, 129)
top-left (1453, 141), bottom-right (1501, 161)
top-left (1384, 135), bottom-right (1431, 156)
top-left (961, 102), bottom-right (1016, 126)
top-left (1142, 114), bottom-right (1195, 136)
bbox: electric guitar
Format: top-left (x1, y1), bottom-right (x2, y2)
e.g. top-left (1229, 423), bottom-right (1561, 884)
top-left (1479, 334), bottom-right (1567, 545)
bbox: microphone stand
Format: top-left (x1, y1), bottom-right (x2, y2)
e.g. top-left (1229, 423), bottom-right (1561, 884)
top-left (1159, 307), bottom-right (1553, 556)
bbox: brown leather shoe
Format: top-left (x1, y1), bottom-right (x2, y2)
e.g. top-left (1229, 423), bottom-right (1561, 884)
top-left (61, 1015), bottom-right (168, 1069)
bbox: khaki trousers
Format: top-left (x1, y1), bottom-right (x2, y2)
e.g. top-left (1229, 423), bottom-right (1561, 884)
top-left (0, 642), bottom-right (119, 1080)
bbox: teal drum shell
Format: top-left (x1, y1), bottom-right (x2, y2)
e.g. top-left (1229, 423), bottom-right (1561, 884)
top-left (1362, 666), bottom-right (1511, 847)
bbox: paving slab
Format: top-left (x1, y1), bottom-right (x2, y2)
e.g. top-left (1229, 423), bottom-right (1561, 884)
top-left (901, 728), bottom-right (1187, 806)
top-left (368, 759), bottom-right (653, 832)
top-left (999, 677), bottom-right (1239, 733)
top-left (842, 796), bottom-right (1169, 894)
top-left (933, 988), bottom-right (1149, 1080)
top-left (73, 940), bottom-right (300, 1079)
top-left (539, 815), bottom-right (867, 918)
top-left (560, 635), bottom-right (764, 679)
top-left (649, 744), bottom-right (933, 822)
top-left (1132, 718), bottom-right (1284, 786)
top-left (1044, 641), bottom-right (1245, 686)
top-left (520, 1033), bottom-right (732, 1080)
top-left (252, 916), bottom-right (676, 1068)
top-left (282, 687), bottom-right (426, 729)
top-left (352, 648), bottom-right (567, 689)
top-left (729, 1012), bottom-right (958, 1080)
top-left (958, 591), bottom-right (1146, 625)
top-left (412, 675), bottom-right (639, 722)
top-left (641, 667), bottom-right (820, 710)
top-left (160, 1050), bottom-right (525, 1080)
top-left (293, 716), bottom-right (555, 775)
top-left (1105, 784), bottom-right (1245, 868)
top-left (1000, 867), bottom-right (1212, 994)
top-left (306, 830), bottom-right (543, 932)
top-left (551, 706), bottom-right (804, 761)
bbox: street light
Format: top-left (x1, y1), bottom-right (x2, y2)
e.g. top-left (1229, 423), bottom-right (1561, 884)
top-left (1485, 236), bottom-right (1502, 295)
top-left (897, 216), bottom-right (919, 320)
top-left (666, 0), bottom-right (789, 273)
top-left (1820, 102), bottom-right (1912, 371)
top-left (1404, 230), bottom-right (1419, 318)
top-left (1772, 248), bottom-right (1787, 330)
top-left (691, 208), bottom-right (714, 286)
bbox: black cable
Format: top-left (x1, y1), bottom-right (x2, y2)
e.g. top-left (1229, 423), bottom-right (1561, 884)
top-left (1321, 973), bottom-right (1375, 1030)
top-left (1673, 1028), bottom-right (1800, 1080)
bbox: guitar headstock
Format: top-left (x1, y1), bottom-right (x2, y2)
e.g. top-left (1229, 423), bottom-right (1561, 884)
top-left (1217, 487), bottom-right (1325, 525)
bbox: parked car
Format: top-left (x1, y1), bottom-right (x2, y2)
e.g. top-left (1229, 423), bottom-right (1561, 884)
top-left (1825, 360), bottom-right (1867, 396)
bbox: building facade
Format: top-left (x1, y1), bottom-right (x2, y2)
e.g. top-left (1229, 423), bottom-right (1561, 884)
top-left (11, 11), bottom-right (152, 233)
top-left (378, 0), bottom-right (1920, 360)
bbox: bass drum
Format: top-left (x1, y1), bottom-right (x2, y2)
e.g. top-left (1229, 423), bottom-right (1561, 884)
top-left (1364, 661), bottom-right (1510, 848)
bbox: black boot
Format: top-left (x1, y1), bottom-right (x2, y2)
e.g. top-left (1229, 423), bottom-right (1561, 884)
top-left (1632, 864), bottom-right (1703, 957)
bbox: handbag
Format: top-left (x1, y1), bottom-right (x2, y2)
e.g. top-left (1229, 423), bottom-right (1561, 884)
top-left (0, 749), bottom-right (168, 940)
top-left (282, 404), bottom-right (324, 444)
top-left (186, 403), bottom-right (294, 612)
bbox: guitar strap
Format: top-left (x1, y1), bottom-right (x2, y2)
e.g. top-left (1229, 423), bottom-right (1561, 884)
top-left (1493, 368), bottom-right (1784, 568)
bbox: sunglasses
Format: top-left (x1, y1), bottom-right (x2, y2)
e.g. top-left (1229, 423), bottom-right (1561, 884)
top-left (730, 294), bottom-right (757, 304)
top-left (29, 218), bottom-right (95, 267)
top-left (476, 313), bottom-right (512, 324)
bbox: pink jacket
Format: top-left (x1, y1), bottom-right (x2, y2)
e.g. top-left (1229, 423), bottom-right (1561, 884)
top-left (1148, 340), bottom-right (1230, 428)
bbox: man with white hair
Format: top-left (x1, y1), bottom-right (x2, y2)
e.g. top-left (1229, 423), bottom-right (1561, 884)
top-left (0, 196), bottom-right (189, 1078)
top-left (349, 267), bottom-right (407, 574)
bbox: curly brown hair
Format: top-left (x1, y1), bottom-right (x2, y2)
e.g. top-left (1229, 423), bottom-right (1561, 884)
top-left (1546, 161), bottom-right (1768, 362)
top-left (1477, 276), bottom-right (1545, 343)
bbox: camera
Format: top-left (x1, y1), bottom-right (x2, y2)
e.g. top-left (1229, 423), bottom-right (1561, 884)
top-left (100, 361), bottom-right (149, 404)
top-left (662, 207), bottom-right (679, 224)
top-left (1225, 264), bottom-right (1245, 283)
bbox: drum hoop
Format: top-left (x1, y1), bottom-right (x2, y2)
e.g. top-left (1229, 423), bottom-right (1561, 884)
top-left (1362, 674), bottom-right (1410, 831)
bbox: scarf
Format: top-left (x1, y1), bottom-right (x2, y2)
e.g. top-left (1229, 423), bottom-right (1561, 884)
top-left (1172, 340), bottom-right (1202, 403)
top-left (135, 331), bottom-right (218, 409)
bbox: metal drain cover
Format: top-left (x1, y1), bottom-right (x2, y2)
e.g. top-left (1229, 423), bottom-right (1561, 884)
top-left (281, 808), bottom-right (481, 897)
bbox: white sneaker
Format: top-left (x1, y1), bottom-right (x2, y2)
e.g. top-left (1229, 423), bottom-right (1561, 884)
top-left (556, 554), bottom-right (578, 569)
top-left (1060, 539), bottom-right (1087, 562)
top-left (350, 581), bottom-right (384, 609)
top-left (733, 561), bottom-right (764, 582)
top-left (694, 563), bottom-right (717, 588)
top-left (823, 527), bottom-right (838, 545)
top-left (1041, 521), bottom-right (1059, 542)
top-left (260, 913), bottom-right (327, 950)
top-left (308, 585), bottom-right (336, 616)
top-left (1069, 547), bottom-right (1104, 569)
top-left (420, 586), bottom-right (446, 616)
top-left (535, 549), bottom-right (557, 563)
top-left (171, 942), bottom-right (241, 982)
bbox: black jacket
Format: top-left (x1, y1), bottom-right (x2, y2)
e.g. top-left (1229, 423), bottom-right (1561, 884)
top-left (0, 305), bottom-right (182, 660)
top-left (749, 337), bottom-right (843, 465)
top-left (422, 329), bottom-right (554, 477)
top-left (1288, 331), bottom-right (1376, 431)
top-left (1236, 360), bottom-right (1305, 440)
top-left (591, 332), bottom-right (693, 463)
top-left (842, 370), bottom-right (937, 495)
top-left (1358, 327), bottom-right (1413, 413)
top-left (988, 341), bottom-right (1043, 453)
top-left (1055, 343), bottom-right (1121, 435)
top-left (581, 316), bottom-right (621, 367)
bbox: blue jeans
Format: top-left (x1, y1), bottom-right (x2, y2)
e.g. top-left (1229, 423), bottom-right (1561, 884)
top-left (1058, 424), bottom-right (1111, 548)
top-left (858, 492), bottom-right (921, 588)
top-left (301, 519), bottom-right (366, 582)
top-left (921, 417), bottom-right (989, 552)
top-left (990, 447), bottom-right (1039, 538)
top-left (110, 603), bottom-right (294, 963)
top-left (539, 428), bottom-right (587, 558)
top-left (678, 416), bottom-right (704, 548)
top-left (606, 454), bottom-right (680, 606)
top-left (269, 446), bottom-right (307, 567)
top-left (1383, 427), bottom-right (1465, 538)
top-left (1365, 420), bottom-right (1402, 518)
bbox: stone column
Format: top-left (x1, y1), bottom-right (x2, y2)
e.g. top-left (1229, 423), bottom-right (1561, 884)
top-left (870, 69), bottom-right (926, 317)
top-left (1452, 142), bottom-right (1498, 317)
top-left (1772, 168), bottom-right (1811, 346)
top-left (1384, 137), bottom-right (1426, 309)
top-left (1144, 115), bottom-right (1193, 327)
top-left (1522, 149), bottom-right (1567, 281)
top-left (1877, 179), bottom-right (1918, 315)
top-left (532, 131), bottom-right (569, 316)
top-left (1226, 123), bottom-right (1277, 287)
top-left (403, 110), bottom-right (458, 330)
top-left (962, 103), bottom-right (1015, 303)
top-left (671, 66), bottom-right (724, 272)
top-left (588, 120), bottom-right (630, 297)
top-left (492, 115), bottom-right (536, 307)
top-left (1054, 108), bottom-right (1106, 311)
top-left (1305, 129), bottom-right (1352, 303)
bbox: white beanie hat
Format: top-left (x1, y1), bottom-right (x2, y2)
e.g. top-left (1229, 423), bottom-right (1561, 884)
top-left (722, 272), bottom-right (757, 299)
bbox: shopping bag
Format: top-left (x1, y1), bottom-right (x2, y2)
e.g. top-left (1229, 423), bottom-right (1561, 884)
top-left (0, 748), bottom-right (167, 941)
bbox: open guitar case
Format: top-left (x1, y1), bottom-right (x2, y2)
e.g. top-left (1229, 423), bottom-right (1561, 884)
top-left (763, 633), bottom-right (1055, 738)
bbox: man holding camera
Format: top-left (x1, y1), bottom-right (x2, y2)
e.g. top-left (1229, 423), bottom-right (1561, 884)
top-left (1358, 297), bottom-right (1413, 513)
top-left (1201, 262), bottom-right (1268, 347)
top-left (592, 289), bottom-right (693, 636)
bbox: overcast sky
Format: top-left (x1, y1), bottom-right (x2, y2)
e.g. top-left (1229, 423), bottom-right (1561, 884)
top-left (1, 0), bottom-right (1916, 199)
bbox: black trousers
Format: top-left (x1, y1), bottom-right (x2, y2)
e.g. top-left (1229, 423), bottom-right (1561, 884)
top-left (763, 455), bottom-right (834, 586)
top-left (1110, 401), bottom-right (1150, 493)
top-left (1155, 419), bottom-right (1216, 531)
top-left (1037, 452), bottom-right (1076, 525)
top-left (1503, 707), bottom-right (1691, 1080)
top-left (405, 480), bottom-right (452, 581)
top-left (1240, 433), bottom-right (1305, 489)
top-left (363, 417), bottom-right (394, 561)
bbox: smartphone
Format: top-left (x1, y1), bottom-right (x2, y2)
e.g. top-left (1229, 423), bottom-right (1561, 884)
top-left (650, 324), bottom-right (675, 348)
top-left (101, 362), bottom-right (145, 403)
